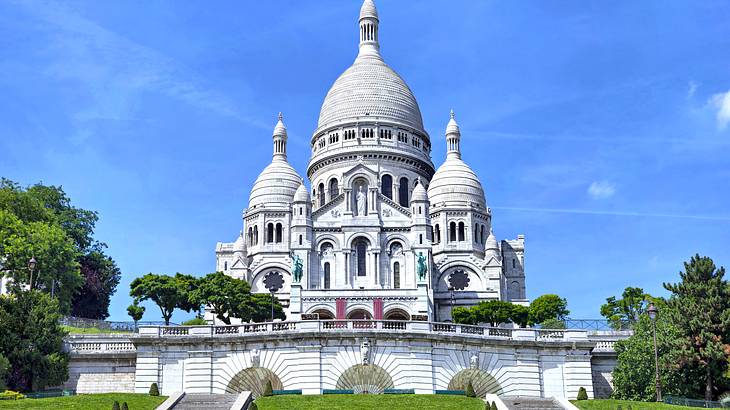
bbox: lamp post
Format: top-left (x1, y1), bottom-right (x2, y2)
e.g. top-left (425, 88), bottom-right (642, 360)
top-left (448, 286), bottom-right (455, 321)
top-left (648, 303), bottom-right (662, 402)
top-left (28, 257), bottom-right (37, 290)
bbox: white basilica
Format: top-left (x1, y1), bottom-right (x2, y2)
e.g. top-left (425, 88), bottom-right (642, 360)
top-left (214, 0), bottom-right (527, 323)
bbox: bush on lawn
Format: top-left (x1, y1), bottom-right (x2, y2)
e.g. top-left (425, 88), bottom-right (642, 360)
top-left (576, 386), bottom-right (588, 400)
top-left (0, 390), bottom-right (25, 400)
top-left (249, 401), bottom-right (259, 410)
top-left (465, 380), bottom-right (476, 397)
top-left (149, 382), bottom-right (159, 396)
top-left (121, 402), bottom-right (129, 410)
top-left (491, 401), bottom-right (498, 410)
top-left (263, 380), bottom-right (273, 397)
top-left (111, 401), bottom-right (120, 410)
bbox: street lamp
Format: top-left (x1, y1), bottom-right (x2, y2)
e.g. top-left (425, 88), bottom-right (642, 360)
top-left (647, 303), bottom-right (662, 402)
top-left (28, 257), bottom-right (37, 289)
top-left (448, 286), bottom-right (455, 321)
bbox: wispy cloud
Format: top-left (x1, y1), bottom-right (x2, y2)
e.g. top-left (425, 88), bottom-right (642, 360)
top-left (710, 90), bottom-right (730, 131)
top-left (587, 181), bottom-right (616, 199)
top-left (492, 206), bottom-right (730, 222)
top-left (687, 80), bottom-right (699, 98)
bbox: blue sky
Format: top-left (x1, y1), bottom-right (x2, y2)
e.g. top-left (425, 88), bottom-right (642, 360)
top-left (1, 0), bottom-right (729, 323)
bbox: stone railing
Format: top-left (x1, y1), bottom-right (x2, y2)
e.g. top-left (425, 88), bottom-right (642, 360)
top-left (65, 336), bottom-right (136, 354)
top-left (138, 320), bottom-right (592, 343)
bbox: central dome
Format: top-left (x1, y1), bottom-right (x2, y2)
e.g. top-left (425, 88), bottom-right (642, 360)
top-left (316, 57), bottom-right (425, 133)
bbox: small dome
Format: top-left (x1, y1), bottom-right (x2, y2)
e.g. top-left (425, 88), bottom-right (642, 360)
top-left (360, 0), bottom-right (378, 20)
top-left (410, 179), bottom-right (428, 203)
top-left (293, 182), bottom-right (310, 203)
top-left (273, 112), bottom-right (286, 137)
top-left (485, 230), bottom-right (499, 250)
top-left (233, 231), bottom-right (246, 252)
top-left (428, 157), bottom-right (487, 209)
top-left (446, 109), bottom-right (460, 136)
top-left (248, 159), bottom-right (302, 209)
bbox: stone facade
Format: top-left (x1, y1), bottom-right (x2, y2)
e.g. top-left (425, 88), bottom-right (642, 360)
top-left (213, 0), bottom-right (527, 324)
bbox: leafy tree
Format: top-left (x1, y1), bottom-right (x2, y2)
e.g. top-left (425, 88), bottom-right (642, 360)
top-left (452, 306), bottom-right (477, 325)
top-left (529, 294), bottom-right (569, 325)
top-left (130, 274), bottom-right (189, 325)
top-left (612, 298), bottom-right (704, 401)
top-left (190, 272), bottom-right (251, 325)
top-left (247, 293), bottom-right (286, 322)
top-left (71, 250), bottom-right (121, 319)
top-left (600, 287), bottom-right (652, 330)
top-left (0, 289), bottom-right (69, 392)
top-left (0, 354), bottom-right (9, 391)
top-left (127, 302), bottom-right (145, 327)
top-left (509, 304), bottom-right (530, 327)
top-left (452, 301), bottom-right (528, 327)
top-left (663, 254), bottom-right (730, 401)
top-left (540, 318), bottom-right (565, 329)
top-left (174, 273), bottom-right (201, 316)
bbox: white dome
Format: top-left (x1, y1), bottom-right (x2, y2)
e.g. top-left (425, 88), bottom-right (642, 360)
top-left (315, 54), bottom-right (424, 133)
top-left (293, 182), bottom-right (310, 203)
top-left (428, 157), bottom-right (486, 208)
top-left (485, 230), bottom-right (499, 250)
top-left (360, 0), bottom-right (378, 20)
top-left (248, 159), bottom-right (302, 209)
top-left (233, 231), bottom-right (246, 252)
top-left (410, 179), bottom-right (428, 203)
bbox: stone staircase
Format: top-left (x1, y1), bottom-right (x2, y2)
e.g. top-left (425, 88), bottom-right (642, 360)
top-left (500, 396), bottom-right (567, 409)
top-left (172, 394), bottom-right (239, 410)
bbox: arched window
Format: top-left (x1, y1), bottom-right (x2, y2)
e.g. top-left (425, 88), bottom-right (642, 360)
top-left (355, 238), bottom-right (368, 277)
top-left (513, 258), bottom-right (516, 269)
top-left (298, 234), bottom-right (303, 245)
top-left (275, 223), bottom-right (283, 243)
top-left (449, 222), bottom-right (456, 242)
top-left (253, 226), bottom-right (258, 244)
top-left (481, 225), bottom-right (486, 244)
top-left (381, 174), bottom-right (393, 199)
top-left (224, 261), bottom-right (228, 271)
top-left (435, 224), bottom-right (441, 243)
top-left (419, 234), bottom-right (423, 244)
top-left (329, 179), bottom-right (339, 199)
top-left (324, 262), bottom-right (331, 289)
top-left (474, 223), bottom-right (479, 243)
top-left (267, 223), bottom-right (274, 243)
top-left (248, 227), bottom-right (253, 245)
top-left (398, 177), bottom-right (409, 206)
top-left (458, 222), bottom-right (465, 241)
top-left (393, 262), bottom-right (400, 289)
top-left (318, 183), bottom-right (325, 206)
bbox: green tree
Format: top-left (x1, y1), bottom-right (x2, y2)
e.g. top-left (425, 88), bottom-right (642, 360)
top-left (529, 294), bottom-right (569, 325)
top-left (663, 254), bottom-right (730, 401)
top-left (612, 299), bottom-right (704, 401)
top-left (0, 354), bottom-right (9, 391)
top-left (0, 289), bottom-right (69, 392)
top-left (71, 249), bottom-right (121, 319)
top-left (247, 293), bottom-right (286, 322)
top-left (509, 304), bottom-right (530, 327)
top-left (600, 287), bottom-right (652, 330)
top-left (452, 306), bottom-right (477, 325)
top-left (127, 302), bottom-right (145, 327)
top-left (130, 274), bottom-right (189, 325)
top-left (452, 301), bottom-right (528, 327)
top-left (174, 273), bottom-right (201, 316)
top-left (191, 272), bottom-right (252, 325)
top-left (540, 318), bottom-right (565, 329)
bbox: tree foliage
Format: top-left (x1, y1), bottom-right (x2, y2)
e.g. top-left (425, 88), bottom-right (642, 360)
top-left (452, 300), bottom-right (529, 327)
top-left (0, 179), bottom-right (120, 318)
top-left (529, 294), bottom-right (569, 325)
top-left (191, 271), bottom-right (252, 325)
top-left (600, 287), bottom-right (652, 330)
top-left (663, 254), bottom-right (730, 401)
top-left (129, 273), bottom-right (191, 325)
top-left (126, 302), bottom-right (145, 325)
top-left (0, 289), bottom-right (69, 392)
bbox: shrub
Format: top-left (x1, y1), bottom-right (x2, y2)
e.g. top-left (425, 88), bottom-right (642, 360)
top-left (577, 386), bottom-right (588, 400)
top-left (491, 401), bottom-right (498, 410)
top-left (249, 402), bottom-right (259, 410)
top-left (121, 402), bottom-right (129, 410)
top-left (149, 382), bottom-right (159, 396)
top-left (0, 390), bottom-right (25, 400)
top-left (465, 380), bottom-right (476, 397)
top-left (263, 380), bottom-right (273, 397)
top-left (484, 401), bottom-right (490, 410)
top-left (540, 318), bottom-right (566, 329)
top-left (182, 317), bottom-right (208, 326)
top-left (112, 401), bottom-right (120, 410)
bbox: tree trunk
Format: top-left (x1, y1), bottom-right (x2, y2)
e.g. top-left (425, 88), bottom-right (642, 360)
top-left (706, 365), bottom-right (713, 401)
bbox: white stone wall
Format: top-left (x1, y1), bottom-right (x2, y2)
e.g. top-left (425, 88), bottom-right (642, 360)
top-left (63, 357), bottom-right (136, 393)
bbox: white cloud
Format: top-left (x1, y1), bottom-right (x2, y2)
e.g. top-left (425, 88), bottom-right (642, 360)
top-left (587, 181), bottom-right (616, 199)
top-left (711, 90), bottom-right (730, 131)
top-left (687, 80), bottom-right (699, 98)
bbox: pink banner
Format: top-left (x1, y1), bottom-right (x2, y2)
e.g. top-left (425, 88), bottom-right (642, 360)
top-left (373, 298), bottom-right (383, 320)
top-left (336, 298), bottom-right (347, 319)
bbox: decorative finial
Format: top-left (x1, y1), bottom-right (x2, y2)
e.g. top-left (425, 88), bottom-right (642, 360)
top-left (450, 109), bottom-right (455, 119)
top-left (278, 112), bottom-right (283, 121)
top-left (416, 176), bottom-right (421, 185)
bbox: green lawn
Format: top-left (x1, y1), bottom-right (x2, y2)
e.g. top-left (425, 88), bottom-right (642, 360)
top-left (255, 394), bottom-right (485, 410)
top-left (62, 326), bottom-right (132, 334)
top-left (572, 399), bottom-right (699, 410)
top-left (0, 393), bottom-right (166, 409)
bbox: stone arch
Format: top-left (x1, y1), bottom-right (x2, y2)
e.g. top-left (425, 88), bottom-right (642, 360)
top-left (380, 173), bottom-right (393, 199)
top-left (315, 234), bottom-right (341, 251)
top-left (328, 177), bottom-right (339, 200)
top-left (383, 308), bottom-right (410, 320)
top-left (250, 264), bottom-right (291, 293)
top-left (385, 234), bottom-right (411, 251)
top-left (226, 367), bottom-right (283, 398)
top-left (336, 364), bottom-right (394, 394)
top-left (448, 368), bottom-right (503, 397)
top-left (308, 307), bottom-right (335, 319)
top-left (435, 261), bottom-right (486, 292)
top-left (346, 305), bottom-right (373, 319)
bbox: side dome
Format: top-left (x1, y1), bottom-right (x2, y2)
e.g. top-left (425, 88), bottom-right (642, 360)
top-left (248, 161), bottom-right (302, 209)
top-left (293, 182), bottom-right (310, 203)
top-left (410, 179), bottom-right (429, 203)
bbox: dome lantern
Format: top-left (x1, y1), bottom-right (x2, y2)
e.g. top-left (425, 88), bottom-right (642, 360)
top-left (273, 112), bottom-right (287, 160)
top-left (446, 109), bottom-right (461, 159)
top-left (358, 0), bottom-right (380, 60)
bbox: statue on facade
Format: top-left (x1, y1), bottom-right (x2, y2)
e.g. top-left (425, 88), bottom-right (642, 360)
top-left (356, 185), bottom-right (367, 216)
top-left (470, 352), bottom-right (479, 369)
top-left (361, 339), bottom-right (371, 365)
top-left (417, 252), bottom-right (427, 281)
top-left (251, 348), bottom-right (261, 367)
top-left (290, 251), bottom-right (303, 283)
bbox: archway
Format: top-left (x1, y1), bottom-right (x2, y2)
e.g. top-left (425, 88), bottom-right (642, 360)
top-left (311, 309), bottom-right (335, 320)
top-left (347, 309), bottom-right (372, 320)
top-left (448, 368), bottom-right (502, 397)
top-left (336, 364), bottom-right (394, 394)
top-left (226, 367), bottom-right (282, 398)
top-left (383, 308), bottom-right (409, 321)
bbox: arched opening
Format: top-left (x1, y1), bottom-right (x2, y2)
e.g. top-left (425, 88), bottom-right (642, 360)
top-left (435, 224), bottom-right (441, 243)
top-left (481, 225), bottom-right (486, 244)
top-left (354, 237), bottom-right (369, 277)
top-left (267, 223), bottom-right (274, 243)
top-left (318, 183), bottom-right (325, 206)
top-left (393, 261), bottom-right (400, 289)
top-left (383, 308), bottom-right (410, 321)
top-left (324, 262), bottom-right (331, 289)
top-left (449, 222), bottom-right (456, 242)
top-left (329, 178), bottom-right (339, 199)
top-left (253, 226), bottom-right (258, 245)
top-left (352, 178), bottom-right (369, 216)
top-left (336, 364), bottom-right (394, 394)
top-left (474, 223), bottom-right (479, 243)
top-left (381, 174), bottom-right (393, 199)
top-left (298, 234), bottom-right (303, 245)
top-left (224, 261), bottom-right (228, 271)
top-left (347, 309), bottom-right (372, 320)
top-left (226, 367), bottom-right (283, 398)
top-left (448, 368), bottom-right (503, 397)
top-left (458, 222), bottom-right (465, 241)
top-left (248, 227), bottom-right (253, 245)
top-left (310, 309), bottom-right (334, 320)
top-left (398, 177), bottom-right (409, 207)
top-left (275, 223), bottom-right (282, 243)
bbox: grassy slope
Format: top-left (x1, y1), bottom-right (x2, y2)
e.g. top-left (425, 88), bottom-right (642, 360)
top-left (572, 399), bottom-right (698, 410)
top-left (61, 326), bottom-right (131, 334)
top-left (256, 395), bottom-right (485, 410)
top-left (0, 393), bottom-right (166, 409)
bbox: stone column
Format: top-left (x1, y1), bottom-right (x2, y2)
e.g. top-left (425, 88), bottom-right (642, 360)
top-left (373, 251), bottom-right (380, 287)
top-left (345, 189), bottom-right (352, 214)
top-left (369, 187), bottom-right (377, 213)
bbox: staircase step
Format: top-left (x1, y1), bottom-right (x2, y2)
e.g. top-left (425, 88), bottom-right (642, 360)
top-left (173, 394), bottom-right (238, 410)
top-left (501, 396), bottom-right (566, 410)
